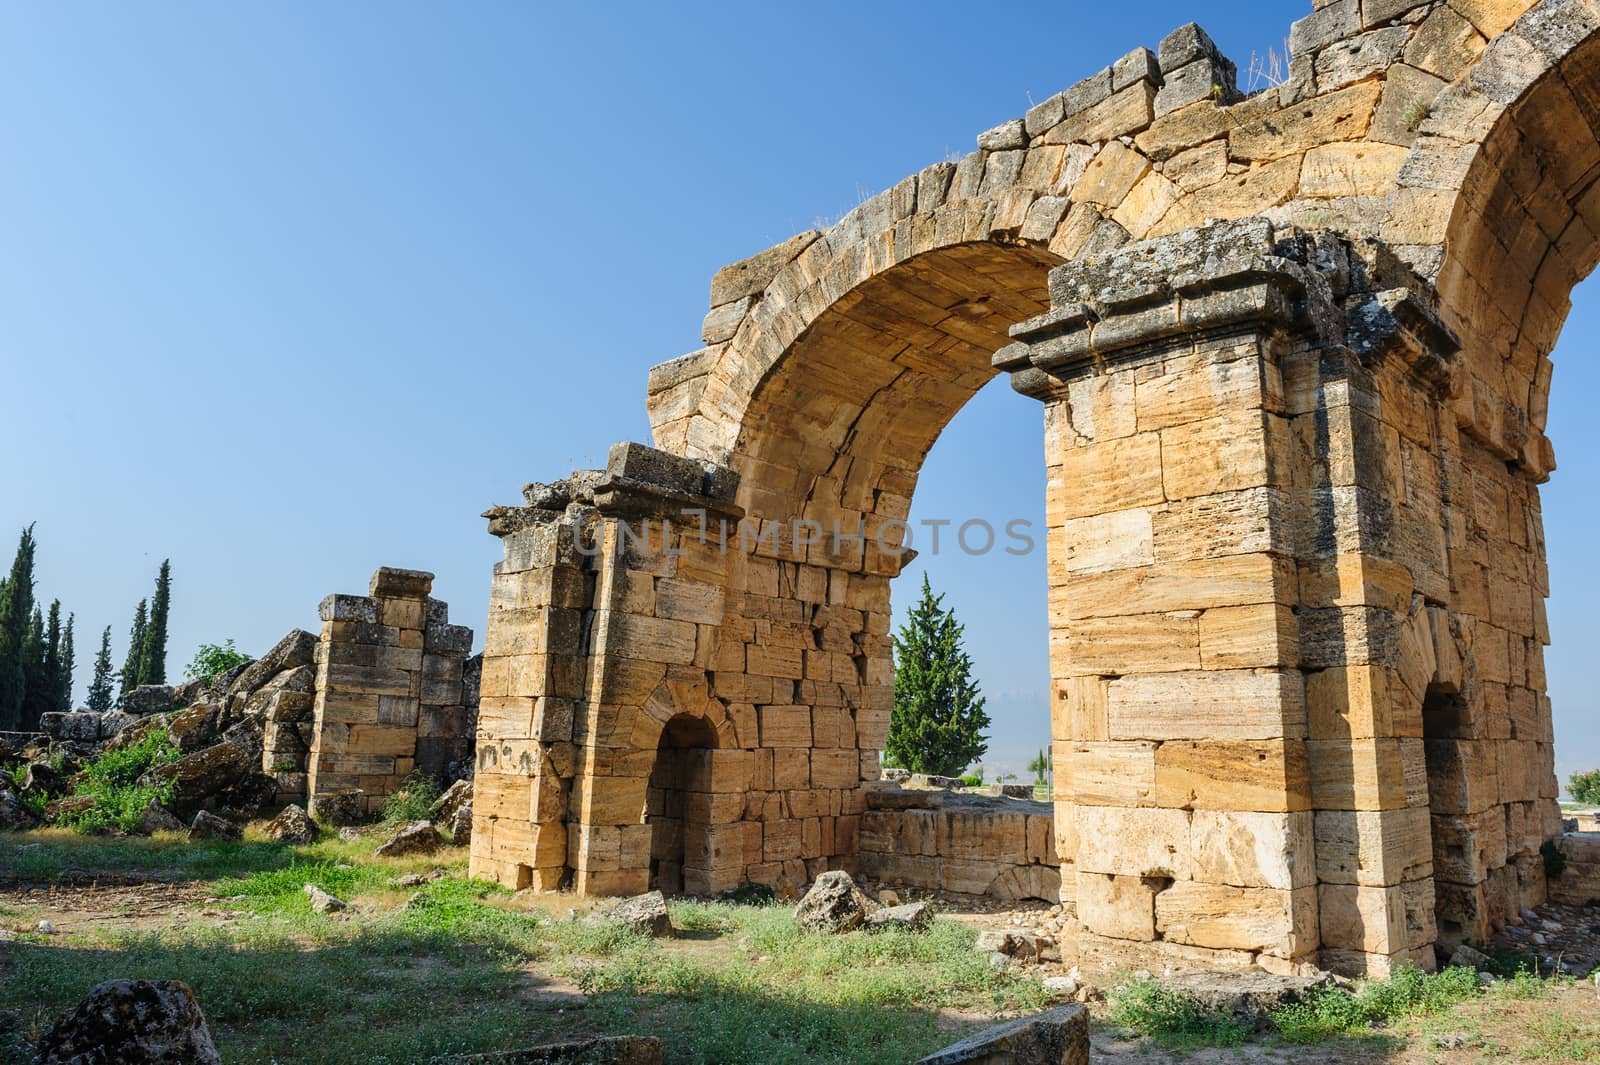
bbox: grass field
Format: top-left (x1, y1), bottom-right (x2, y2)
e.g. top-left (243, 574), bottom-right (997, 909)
top-left (3, 827), bottom-right (1598, 1064)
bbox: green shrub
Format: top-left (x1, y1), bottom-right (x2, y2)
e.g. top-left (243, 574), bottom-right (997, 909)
top-left (185, 639), bottom-right (251, 681)
top-left (382, 771), bottom-right (441, 823)
top-left (1569, 768), bottom-right (1600, 805)
top-left (54, 729), bottom-right (182, 834)
top-left (957, 772), bottom-right (983, 787)
top-left (1107, 975), bottom-right (1247, 1047)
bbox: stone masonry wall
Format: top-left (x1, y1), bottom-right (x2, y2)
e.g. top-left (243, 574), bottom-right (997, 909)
top-left (860, 788), bottom-right (1061, 902)
top-left (307, 567), bottom-right (474, 814)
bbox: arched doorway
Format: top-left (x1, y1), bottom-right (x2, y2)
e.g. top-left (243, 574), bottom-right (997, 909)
top-left (648, 713), bottom-right (720, 896)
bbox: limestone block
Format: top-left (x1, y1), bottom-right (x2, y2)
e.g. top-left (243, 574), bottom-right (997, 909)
top-left (1306, 738), bottom-right (1412, 811)
top-left (1190, 810), bottom-right (1314, 890)
top-left (1063, 555), bottom-right (1292, 621)
top-left (1155, 882), bottom-right (1317, 956)
top-left (1074, 806), bottom-right (1191, 879)
top-left (1431, 809), bottom-right (1508, 884)
top-left (1061, 508), bottom-right (1154, 576)
top-left (1071, 742), bottom-right (1156, 807)
top-left (758, 705), bottom-right (812, 747)
top-left (1153, 739), bottom-right (1311, 812)
top-left (1064, 614), bottom-right (1200, 675)
top-left (1314, 807), bottom-right (1433, 886)
top-left (1053, 432), bottom-right (1164, 520)
top-left (1077, 873), bottom-right (1158, 940)
top-left (1318, 883), bottom-right (1408, 954)
top-left (1107, 670), bottom-right (1305, 741)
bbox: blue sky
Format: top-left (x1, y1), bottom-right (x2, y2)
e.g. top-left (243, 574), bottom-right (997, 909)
top-left (1, 2), bottom-right (1595, 789)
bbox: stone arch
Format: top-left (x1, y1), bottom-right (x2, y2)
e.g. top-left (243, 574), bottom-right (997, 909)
top-left (475, 0), bottom-right (1592, 975)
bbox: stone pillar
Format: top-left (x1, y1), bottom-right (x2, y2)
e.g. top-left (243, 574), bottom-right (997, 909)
top-left (307, 567), bottom-right (474, 814)
top-left (1006, 217), bottom-right (1460, 977)
top-left (470, 444), bottom-right (745, 896)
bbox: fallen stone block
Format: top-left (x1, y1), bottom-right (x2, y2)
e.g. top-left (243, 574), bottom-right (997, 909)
top-left (187, 810), bottom-right (240, 841)
top-left (589, 890), bottom-right (673, 938)
top-left (914, 1004), bottom-right (1089, 1065)
top-left (137, 799), bottom-right (185, 835)
top-left (795, 870), bottom-right (871, 934)
top-left (264, 803), bottom-right (318, 845)
top-left (304, 884), bottom-right (346, 914)
top-left (121, 685), bottom-right (177, 716)
top-left (375, 819), bottom-right (442, 858)
top-left (865, 901), bottom-right (935, 933)
top-left (34, 979), bottom-right (221, 1065)
top-left (309, 789), bottom-right (365, 827)
top-left (0, 789), bottom-right (38, 830)
top-left (1162, 971), bottom-right (1337, 1030)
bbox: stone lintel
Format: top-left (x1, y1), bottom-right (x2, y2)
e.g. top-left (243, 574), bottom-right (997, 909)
top-left (319, 594), bottom-right (378, 624)
top-left (370, 566), bottom-right (434, 600)
top-left (591, 474), bottom-right (744, 523)
top-left (1345, 287), bottom-right (1460, 395)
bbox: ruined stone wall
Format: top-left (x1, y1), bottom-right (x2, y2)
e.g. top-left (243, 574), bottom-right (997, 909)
top-left (306, 567), bottom-right (474, 813)
top-left (472, 0), bottom-right (1598, 980)
top-left (860, 789), bottom-right (1060, 902)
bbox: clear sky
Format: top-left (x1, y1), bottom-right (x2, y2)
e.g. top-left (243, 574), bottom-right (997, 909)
top-left (1, 2), bottom-right (1595, 789)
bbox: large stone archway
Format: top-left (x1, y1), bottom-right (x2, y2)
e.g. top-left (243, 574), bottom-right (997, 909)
top-left (471, 0), bottom-right (1592, 978)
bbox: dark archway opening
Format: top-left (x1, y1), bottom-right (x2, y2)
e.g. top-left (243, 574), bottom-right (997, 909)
top-left (648, 713), bottom-right (719, 895)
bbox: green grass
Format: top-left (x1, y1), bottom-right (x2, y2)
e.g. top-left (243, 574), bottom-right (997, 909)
top-left (1106, 975), bottom-right (1248, 1048)
top-left (0, 833), bottom-right (1052, 1065)
top-left (47, 729), bottom-right (182, 834)
top-left (380, 771), bottom-right (440, 823)
top-left (1271, 965), bottom-right (1482, 1043)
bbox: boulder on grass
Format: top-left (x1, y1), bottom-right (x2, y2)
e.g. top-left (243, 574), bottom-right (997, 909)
top-left (794, 871), bottom-right (872, 934)
top-left (865, 901), bottom-right (935, 933)
top-left (914, 1004), bottom-right (1088, 1065)
top-left (264, 804), bottom-right (318, 845)
top-left (44, 794), bottom-right (96, 823)
top-left (309, 789), bottom-right (364, 827)
top-left (137, 799), bottom-right (186, 835)
top-left (34, 979), bottom-right (221, 1065)
top-left (303, 884), bottom-right (346, 914)
top-left (187, 810), bottom-right (240, 841)
top-left (1161, 972), bottom-right (1336, 1031)
top-left (591, 891), bottom-right (673, 938)
top-left (374, 819), bottom-right (441, 858)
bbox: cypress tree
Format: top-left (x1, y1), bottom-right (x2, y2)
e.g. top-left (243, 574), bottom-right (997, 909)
top-left (34, 600), bottom-right (62, 720)
top-left (58, 613), bottom-right (75, 712)
top-left (885, 574), bottom-right (990, 777)
top-left (20, 607), bottom-right (46, 731)
top-left (0, 526), bottom-right (37, 730)
top-left (87, 626), bottom-right (115, 713)
top-left (139, 560), bottom-right (172, 686)
top-left (120, 599), bottom-right (147, 700)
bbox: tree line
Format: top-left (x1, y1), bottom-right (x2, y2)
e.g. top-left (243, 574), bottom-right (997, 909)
top-left (0, 525), bottom-right (172, 730)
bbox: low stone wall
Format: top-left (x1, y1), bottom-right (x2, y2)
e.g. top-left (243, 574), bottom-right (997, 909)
top-left (1550, 834), bottom-right (1600, 907)
top-left (859, 786), bottom-right (1060, 902)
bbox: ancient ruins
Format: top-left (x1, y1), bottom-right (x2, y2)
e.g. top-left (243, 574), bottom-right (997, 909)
top-left (467, 0), bottom-right (1600, 978)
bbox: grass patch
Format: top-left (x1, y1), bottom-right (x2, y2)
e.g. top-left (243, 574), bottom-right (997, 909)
top-left (1272, 965), bottom-right (1482, 1043)
top-left (50, 729), bottom-right (181, 834)
top-left (1106, 975), bottom-right (1248, 1048)
top-left (380, 771), bottom-right (440, 823)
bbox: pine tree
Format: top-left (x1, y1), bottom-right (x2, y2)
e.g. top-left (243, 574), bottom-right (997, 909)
top-left (20, 607), bottom-right (46, 731)
top-left (138, 559), bottom-right (171, 686)
top-left (885, 574), bottom-right (990, 777)
top-left (0, 526), bottom-right (37, 730)
top-left (87, 626), bottom-right (116, 713)
top-left (120, 599), bottom-right (148, 700)
top-left (58, 613), bottom-right (75, 712)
